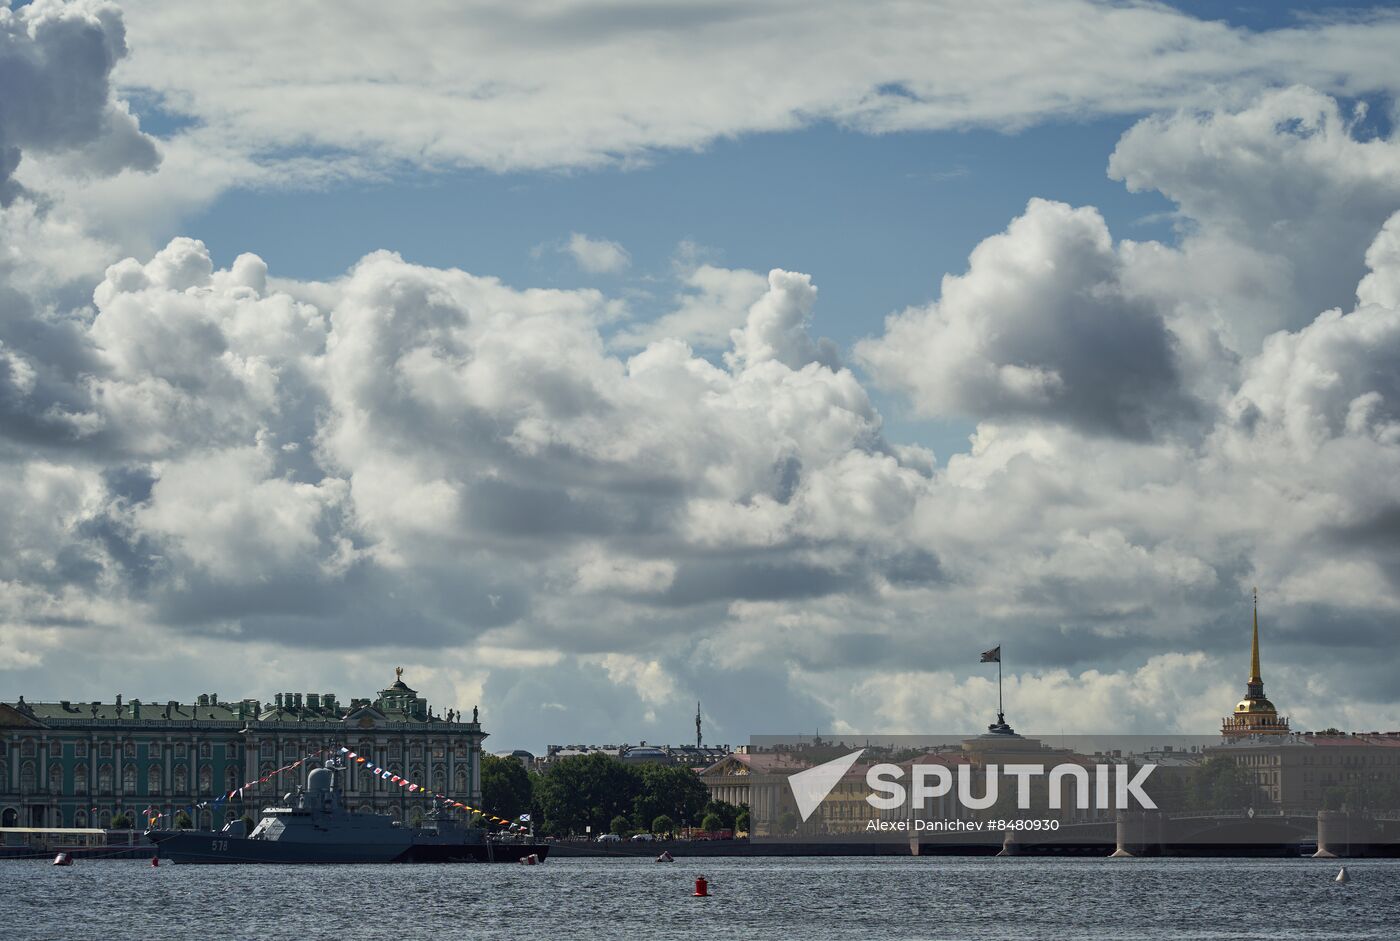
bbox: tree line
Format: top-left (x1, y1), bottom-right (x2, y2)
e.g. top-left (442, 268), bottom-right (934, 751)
top-left (482, 752), bottom-right (748, 837)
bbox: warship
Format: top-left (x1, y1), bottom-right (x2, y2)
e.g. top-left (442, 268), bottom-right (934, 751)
top-left (145, 759), bottom-right (547, 864)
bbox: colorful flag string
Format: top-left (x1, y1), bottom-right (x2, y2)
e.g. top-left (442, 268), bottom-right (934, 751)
top-left (148, 745), bottom-right (523, 831)
top-left (148, 749), bottom-right (327, 826)
top-left (336, 746), bottom-right (518, 827)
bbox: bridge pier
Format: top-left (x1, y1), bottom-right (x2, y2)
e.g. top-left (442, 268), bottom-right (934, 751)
top-left (1314, 810), bottom-right (1378, 858)
top-left (1111, 810), bottom-right (1162, 857)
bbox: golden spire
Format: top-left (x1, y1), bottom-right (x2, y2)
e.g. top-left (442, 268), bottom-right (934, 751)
top-left (1250, 587), bottom-right (1261, 683)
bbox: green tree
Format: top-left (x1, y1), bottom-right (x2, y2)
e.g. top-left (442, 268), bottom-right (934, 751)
top-left (110, 812), bottom-right (132, 829)
top-left (533, 752), bottom-right (642, 836)
top-left (481, 754), bottom-right (533, 821)
top-left (700, 812), bottom-right (723, 832)
top-left (651, 814), bottom-right (674, 836)
top-left (777, 809), bottom-right (798, 835)
top-left (633, 764), bottom-right (709, 831)
top-left (701, 799), bottom-right (739, 830)
top-left (1187, 757), bottom-right (1251, 811)
top-left (735, 808), bottom-right (750, 834)
top-left (610, 814), bottom-right (630, 836)
top-left (174, 811), bottom-right (193, 829)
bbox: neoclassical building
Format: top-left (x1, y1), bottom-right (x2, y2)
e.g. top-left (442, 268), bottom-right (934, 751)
top-left (0, 670), bottom-right (485, 830)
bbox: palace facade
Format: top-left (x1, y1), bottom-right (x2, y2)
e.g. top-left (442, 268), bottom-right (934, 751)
top-left (0, 670), bottom-right (485, 830)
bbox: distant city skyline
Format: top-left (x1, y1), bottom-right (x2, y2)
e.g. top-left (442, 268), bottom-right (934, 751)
top-left (2, 1), bottom-right (1400, 750)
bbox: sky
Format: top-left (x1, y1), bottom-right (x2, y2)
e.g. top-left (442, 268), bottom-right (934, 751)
top-left (2, 0), bottom-right (1400, 752)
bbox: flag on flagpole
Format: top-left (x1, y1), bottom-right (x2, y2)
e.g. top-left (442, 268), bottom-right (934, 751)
top-left (980, 645), bottom-right (1001, 663)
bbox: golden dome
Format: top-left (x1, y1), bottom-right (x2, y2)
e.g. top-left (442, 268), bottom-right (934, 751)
top-left (1235, 697), bottom-right (1277, 715)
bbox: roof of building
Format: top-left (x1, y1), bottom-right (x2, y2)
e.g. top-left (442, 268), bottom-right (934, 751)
top-left (2, 671), bottom-right (481, 730)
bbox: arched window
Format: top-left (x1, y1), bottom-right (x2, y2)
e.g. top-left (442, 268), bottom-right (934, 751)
top-left (147, 765), bottom-right (161, 795)
top-left (225, 768), bottom-right (239, 791)
top-left (199, 766), bottom-right (213, 795)
top-left (260, 763), bottom-right (275, 792)
top-left (1, 808), bottom-right (17, 827)
top-left (173, 765), bottom-right (188, 793)
top-left (432, 764), bottom-right (446, 789)
top-left (20, 761), bottom-right (36, 791)
top-left (74, 763), bottom-right (88, 795)
top-left (123, 741), bottom-right (135, 758)
top-left (122, 764), bottom-right (136, 792)
top-left (98, 763), bottom-right (113, 793)
top-left (48, 762), bottom-right (62, 794)
top-left (98, 809), bottom-right (111, 828)
top-left (75, 810), bottom-right (88, 827)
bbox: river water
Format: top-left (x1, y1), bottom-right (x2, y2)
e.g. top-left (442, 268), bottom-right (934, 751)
top-left (3, 855), bottom-right (1396, 940)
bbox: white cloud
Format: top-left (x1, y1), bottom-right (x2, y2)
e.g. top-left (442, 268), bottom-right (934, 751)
top-left (857, 199), bottom-right (1195, 439)
top-left (6, 208), bottom-right (1400, 738)
top-left (1109, 86), bottom-right (1400, 349)
top-left (108, 2), bottom-right (1400, 180)
top-left (564, 232), bottom-right (630, 274)
top-left (3, 8), bottom-right (1400, 743)
top-left (612, 263), bottom-right (768, 351)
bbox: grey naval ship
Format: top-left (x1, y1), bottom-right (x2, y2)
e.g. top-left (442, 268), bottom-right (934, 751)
top-left (145, 760), bottom-right (547, 864)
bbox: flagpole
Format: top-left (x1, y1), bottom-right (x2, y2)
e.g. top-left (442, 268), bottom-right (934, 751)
top-left (998, 648), bottom-right (1003, 720)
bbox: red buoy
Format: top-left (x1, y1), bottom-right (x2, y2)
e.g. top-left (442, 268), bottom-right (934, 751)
top-left (151, 856), bottom-right (159, 867)
top-left (693, 875), bottom-right (709, 897)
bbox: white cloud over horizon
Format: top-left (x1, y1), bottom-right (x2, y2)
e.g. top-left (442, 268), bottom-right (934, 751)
top-left (2, 1), bottom-right (1400, 748)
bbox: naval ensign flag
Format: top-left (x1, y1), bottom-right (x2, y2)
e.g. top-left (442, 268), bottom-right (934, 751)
top-left (980, 646), bottom-right (1001, 663)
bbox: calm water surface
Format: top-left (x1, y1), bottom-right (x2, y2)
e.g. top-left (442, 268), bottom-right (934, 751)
top-left (3, 856), bottom-right (1396, 940)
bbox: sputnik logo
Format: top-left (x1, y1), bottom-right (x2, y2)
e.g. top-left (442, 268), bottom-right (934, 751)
top-left (788, 749), bottom-right (865, 822)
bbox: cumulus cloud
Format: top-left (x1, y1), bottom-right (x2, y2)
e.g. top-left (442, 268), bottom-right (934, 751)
top-left (857, 199), bottom-right (1194, 439)
top-left (4, 222), bottom-right (1400, 742)
top-left (0, 0), bottom-right (160, 451)
top-left (4, 9), bottom-right (1400, 744)
top-left (0, 0), bottom-right (157, 198)
top-left (564, 232), bottom-right (630, 274)
top-left (1109, 85), bottom-right (1400, 348)
top-left (612, 263), bottom-right (768, 351)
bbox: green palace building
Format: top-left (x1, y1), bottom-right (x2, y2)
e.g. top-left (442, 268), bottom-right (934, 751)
top-left (0, 669), bottom-right (485, 830)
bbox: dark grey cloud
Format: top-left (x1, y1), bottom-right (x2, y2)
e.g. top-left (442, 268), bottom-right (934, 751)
top-left (662, 557), bottom-right (862, 607)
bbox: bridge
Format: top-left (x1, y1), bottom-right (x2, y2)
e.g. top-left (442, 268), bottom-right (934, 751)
top-left (908, 810), bottom-right (1400, 858)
